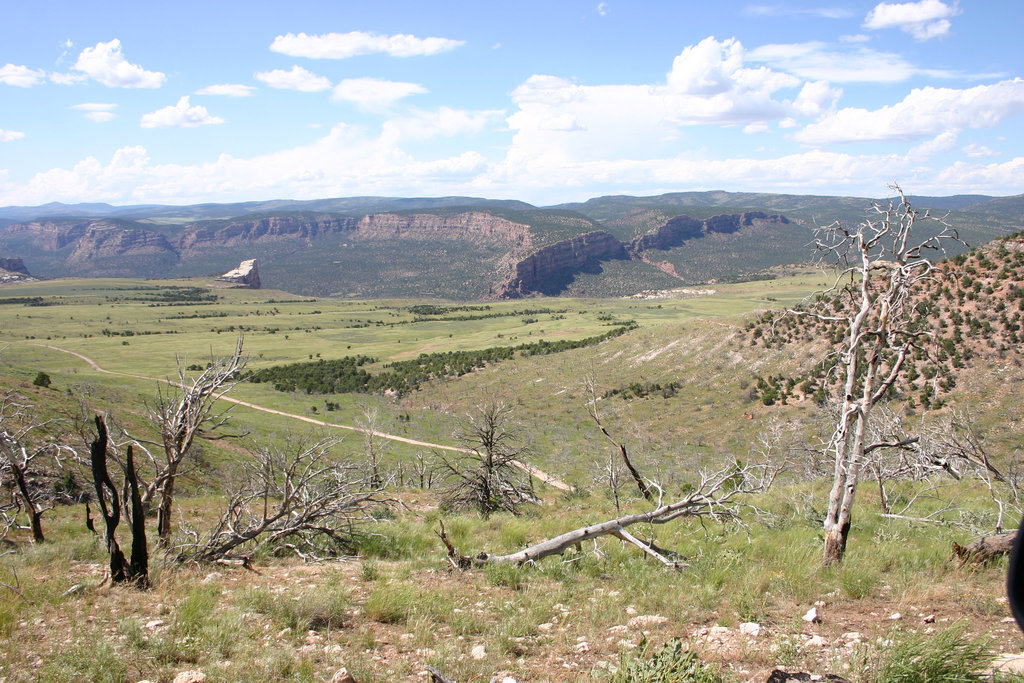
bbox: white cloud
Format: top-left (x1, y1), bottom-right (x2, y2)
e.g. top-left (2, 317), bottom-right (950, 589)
top-left (140, 97), bottom-right (224, 128)
top-left (331, 78), bottom-right (427, 110)
top-left (745, 5), bottom-right (854, 19)
top-left (380, 107), bottom-right (503, 143)
top-left (962, 143), bottom-right (998, 158)
top-left (195, 83), bottom-right (256, 97)
top-left (747, 42), bottom-right (955, 83)
top-left (0, 64), bottom-right (46, 87)
top-left (72, 39), bottom-right (166, 88)
top-left (270, 31), bottom-right (464, 59)
top-left (504, 37), bottom-right (830, 168)
top-left (255, 66), bottom-right (331, 92)
top-left (72, 102), bottom-right (118, 123)
top-left (0, 129), bottom-right (25, 142)
top-left (910, 130), bottom-right (957, 158)
top-left (796, 78), bottom-right (1024, 144)
top-left (596, 3), bottom-right (609, 16)
top-left (863, 0), bottom-right (958, 41)
top-left (48, 71), bottom-right (87, 86)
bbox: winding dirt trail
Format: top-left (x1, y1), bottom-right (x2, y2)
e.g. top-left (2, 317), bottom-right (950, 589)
top-left (30, 343), bottom-right (571, 491)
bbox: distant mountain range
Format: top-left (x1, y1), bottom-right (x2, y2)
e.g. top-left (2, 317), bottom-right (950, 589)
top-left (1, 191), bottom-right (1021, 299)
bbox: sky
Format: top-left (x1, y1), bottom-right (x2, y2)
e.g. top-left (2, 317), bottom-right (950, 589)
top-left (0, 0), bottom-right (1022, 207)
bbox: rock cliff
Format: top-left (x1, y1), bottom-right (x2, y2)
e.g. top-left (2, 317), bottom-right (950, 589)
top-left (494, 211), bottom-right (791, 297)
top-left (1, 219), bottom-right (91, 251)
top-left (0, 257), bottom-right (32, 283)
top-left (65, 224), bottom-right (177, 264)
top-left (496, 230), bottom-right (628, 298)
top-left (355, 211), bottom-right (532, 245)
top-left (629, 211), bottom-right (789, 254)
top-left (0, 257), bottom-right (29, 275)
top-left (217, 259), bottom-right (261, 288)
top-left (178, 214), bottom-right (358, 252)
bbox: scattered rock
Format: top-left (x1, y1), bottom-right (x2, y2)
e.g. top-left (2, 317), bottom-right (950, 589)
top-left (172, 672), bottom-right (207, 683)
top-left (889, 612), bottom-right (902, 620)
top-left (802, 607), bottom-right (820, 624)
top-left (471, 644), bottom-right (487, 660)
top-left (805, 635), bottom-right (828, 648)
top-left (923, 614), bottom-right (935, 623)
top-left (765, 670), bottom-right (852, 683)
top-left (145, 619), bottom-right (164, 630)
top-left (739, 622), bottom-right (762, 637)
top-left (330, 668), bottom-right (357, 683)
top-left (627, 614), bottom-right (668, 629)
top-left (537, 622), bottom-right (554, 633)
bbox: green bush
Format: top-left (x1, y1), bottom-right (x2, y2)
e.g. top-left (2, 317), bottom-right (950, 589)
top-left (32, 371), bottom-right (51, 388)
top-left (612, 638), bottom-right (723, 683)
top-left (864, 622), bottom-right (992, 683)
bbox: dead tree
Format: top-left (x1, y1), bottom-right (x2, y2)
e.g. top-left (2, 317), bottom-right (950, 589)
top-left (438, 402), bottom-right (537, 517)
top-left (177, 435), bottom-right (387, 564)
top-left (357, 406), bottom-right (388, 489)
top-left (439, 459), bottom-right (779, 569)
top-left (144, 337), bottom-right (246, 544)
top-left (0, 390), bottom-right (77, 543)
top-left (90, 415), bottom-right (148, 586)
top-left (801, 185), bottom-right (963, 566)
top-left (586, 374), bottom-right (653, 501)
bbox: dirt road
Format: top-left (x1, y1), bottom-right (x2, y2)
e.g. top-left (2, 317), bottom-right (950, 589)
top-left (31, 343), bottom-right (571, 491)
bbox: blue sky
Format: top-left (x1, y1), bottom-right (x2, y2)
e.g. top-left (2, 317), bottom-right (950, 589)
top-left (1, 0), bottom-right (1021, 206)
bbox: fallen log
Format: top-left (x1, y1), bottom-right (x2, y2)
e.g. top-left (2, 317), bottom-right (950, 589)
top-left (953, 530), bottom-right (1017, 565)
top-left (439, 460), bottom-right (776, 568)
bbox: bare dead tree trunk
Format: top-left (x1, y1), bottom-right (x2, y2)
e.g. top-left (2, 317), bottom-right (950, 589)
top-left (90, 415), bottom-right (148, 586)
top-left (125, 445), bottom-right (149, 587)
top-left (6, 451), bottom-right (44, 543)
top-left (144, 337), bottom-right (246, 546)
top-left (585, 374), bottom-right (652, 501)
top-left (90, 415), bottom-right (128, 582)
top-left (800, 185), bottom-right (964, 566)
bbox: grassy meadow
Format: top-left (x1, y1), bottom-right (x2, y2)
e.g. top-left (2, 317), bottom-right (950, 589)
top-left (1, 272), bottom-right (1023, 682)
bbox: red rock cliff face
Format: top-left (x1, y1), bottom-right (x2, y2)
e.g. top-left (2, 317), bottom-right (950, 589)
top-left (66, 225), bottom-right (176, 264)
top-left (496, 230), bottom-right (628, 298)
top-left (355, 211), bottom-right (532, 245)
top-left (177, 215), bottom-right (358, 252)
top-left (0, 257), bottom-right (29, 275)
top-left (1, 220), bottom-right (91, 251)
top-left (629, 211), bottom-right (789, 254)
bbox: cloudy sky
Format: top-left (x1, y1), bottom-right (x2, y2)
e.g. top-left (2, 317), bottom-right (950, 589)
top-left (1, 0), bottom-right (1021, 207)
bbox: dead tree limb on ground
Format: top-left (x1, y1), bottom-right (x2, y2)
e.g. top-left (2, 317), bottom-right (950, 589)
top-left (439, 460), bottom-right (779, 569)
top-left (177, 435), bottom-right (388, 564)
top-left (952, 531), bottom-right (1017, 565)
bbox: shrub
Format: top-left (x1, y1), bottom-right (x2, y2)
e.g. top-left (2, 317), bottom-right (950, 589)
top-left (864, 621), bottom-right (992, 683)
top-left (612, 638), bottom-right (724, 683)
top-left (32, 371), bottom-right (51, 388)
